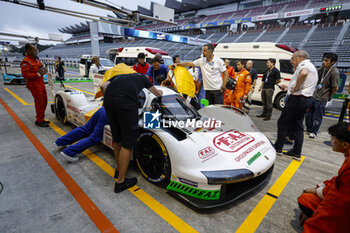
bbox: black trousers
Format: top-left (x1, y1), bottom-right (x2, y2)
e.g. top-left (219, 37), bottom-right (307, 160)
top-left (205, 90), bottom-right (224, 105)
top-left (275, 95), bottom-right (312, 155)
top-left (261, 88), bottom-right (274, 118)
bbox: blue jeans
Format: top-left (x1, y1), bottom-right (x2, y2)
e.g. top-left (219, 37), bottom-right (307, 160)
top-left (55, 107), bottom-right (108, 156)
top-left (275, 95), bottom-right (312, 155)
top-left (305, 98), bottom-right (327, 135)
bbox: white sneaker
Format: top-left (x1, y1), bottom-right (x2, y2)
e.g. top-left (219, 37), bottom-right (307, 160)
top-left (54, 142), bottom-right (67, 149)
top-left (60, 151), bottom-right (79, 162)
top-left (309, 133), bottom-right (316, 138)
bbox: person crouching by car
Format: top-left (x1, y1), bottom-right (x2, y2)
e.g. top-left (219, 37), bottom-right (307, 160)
top-left (297, 122), bottom-right (350, 232)
top-left (20, 43), bottom-right (49, 127)
top-left (257, 58), bottom-right (281, 121)
top-left (100, 72), bottom-right (163, 193)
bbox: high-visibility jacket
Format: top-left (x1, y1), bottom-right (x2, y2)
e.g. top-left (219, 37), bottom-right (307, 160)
top-left (231, 68), bottom-right (251, 109)
top-left (20, 55), bottom-right (47, 122)
top-left (299, 155), bottom-right (350, 233)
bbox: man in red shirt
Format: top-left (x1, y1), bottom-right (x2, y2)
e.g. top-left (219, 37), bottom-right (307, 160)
top-left (20, 43), bottom-right (48, 127)
top-left (132, 52), bottom-right (149, 75)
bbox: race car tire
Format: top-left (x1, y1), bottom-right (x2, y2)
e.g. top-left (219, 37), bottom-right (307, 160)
top-left (135, 131), bottom-right (171, 187)
top-left (274, 92), bottom-right (286, 110)
top-left (55, 95), bottom-right (67, 124)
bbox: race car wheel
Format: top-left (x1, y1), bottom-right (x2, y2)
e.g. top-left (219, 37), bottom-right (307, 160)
top-left (55, 95), bottom-right (67, 124)
top-left (135, 132), bottom-right (171, 187)
top-left (274, 92), bottom-right (286, 110)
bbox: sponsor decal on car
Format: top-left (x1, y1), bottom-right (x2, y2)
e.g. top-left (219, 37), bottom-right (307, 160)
top-left (198, 146), bottom-right (215, 159)
top-left (247, 152), bottom-right (262, 165)
top-left (235, 141), bottom-right (266, 162)
top-left (166, 181), bottom-right (220, 200)
top-left (213, 130), bottom-right (255, 153)
top-left (178, 177), bottom-right (198, 187)
top-left (198, 146), bottom-right (218, 162)
top-left (67, 104), bottom-right (82, 113)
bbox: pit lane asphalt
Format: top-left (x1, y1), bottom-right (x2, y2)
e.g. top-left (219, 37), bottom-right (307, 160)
top-left (0, 72), bottom-right (345, 233)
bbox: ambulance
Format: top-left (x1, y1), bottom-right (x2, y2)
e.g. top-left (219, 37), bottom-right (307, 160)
top-left (214, 42), bottom-right (296, 109)
top-left (106, 47), bottom-right (173, 67)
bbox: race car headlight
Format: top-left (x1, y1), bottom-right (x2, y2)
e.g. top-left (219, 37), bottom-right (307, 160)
top-left (201, 169), bottom-right (254, 184)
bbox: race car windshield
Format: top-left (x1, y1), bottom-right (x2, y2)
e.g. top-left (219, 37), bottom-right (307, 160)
top-left (155, 94), bottom-right (201, 121)
top-left (100, 59), bottom-right (114, 67)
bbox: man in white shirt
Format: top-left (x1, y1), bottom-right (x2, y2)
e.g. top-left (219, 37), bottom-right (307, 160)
top-left (175, 44), bottom-right (229, 104)
top-left (274, 50), bottom-right (318, 161)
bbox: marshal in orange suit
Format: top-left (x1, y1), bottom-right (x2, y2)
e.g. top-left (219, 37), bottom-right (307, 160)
top-left (297, 122), bottom-right (350, 233)
top-left (222, 59), bottom-right (235, 105)
top-left (231, 60), bottom-right (251, 109)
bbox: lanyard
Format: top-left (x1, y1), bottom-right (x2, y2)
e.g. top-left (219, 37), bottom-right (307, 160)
top-left (320, 66), bottom-right (333, 84)
top-left (266, 69), bottom-right (272, 82)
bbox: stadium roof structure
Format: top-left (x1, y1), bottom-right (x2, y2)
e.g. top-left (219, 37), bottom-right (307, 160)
top-left (58, 22), bottom-right (90, 34)
top-left (58, 0), bottom-right (241, 34)
top-left (137, 0), bottom-right (240, 15)
top-left (163, 0), bottom-right (239, 14)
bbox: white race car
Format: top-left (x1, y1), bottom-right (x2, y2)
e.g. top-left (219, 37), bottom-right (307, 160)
top-left (52, 85), bottom-right (276, 208)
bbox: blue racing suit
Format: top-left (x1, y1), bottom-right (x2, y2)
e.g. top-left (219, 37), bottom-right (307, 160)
top-left (55, 107), bottom-right (109, 156)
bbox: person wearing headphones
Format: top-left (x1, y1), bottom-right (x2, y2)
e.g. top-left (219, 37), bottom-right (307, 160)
top-left (305, 53), bottom-right (340, 139)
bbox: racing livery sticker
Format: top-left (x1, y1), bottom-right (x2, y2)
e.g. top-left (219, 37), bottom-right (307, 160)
top-left (213, 130), bottom-right (255, 153)
top-left (235, 141), bottom-right (266, 162)
top-left (67, 104), bottom-right (82, 113)
top-left (166, 181), bottom-right (220, 200)
top-left (247, 152), bottom-right (262, 165)
top-left (198, 146), bottom-right (215, 159)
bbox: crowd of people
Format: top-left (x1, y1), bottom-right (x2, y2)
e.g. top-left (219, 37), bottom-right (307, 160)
top-left (20, 42), bottom-right (348, 231)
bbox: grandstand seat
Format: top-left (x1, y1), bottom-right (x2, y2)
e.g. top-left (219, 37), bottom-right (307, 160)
top-left (281, 0), bottom-right (307, 13)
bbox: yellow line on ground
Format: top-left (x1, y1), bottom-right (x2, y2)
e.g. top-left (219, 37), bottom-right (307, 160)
top-left (4, 87), bottom-right (31, 105)
top-left (49, 121), bottom-right (198, 233)
top-left (65, 85), bottom-right (94, 95)
top-left (324, 113), bottom-right (332, 116)
top-left (235, 156), bottom-right (305, 233)
top-left (334, 114), bottom-right (340, 117)
top-left (4, 87), bottom-right (53, 105)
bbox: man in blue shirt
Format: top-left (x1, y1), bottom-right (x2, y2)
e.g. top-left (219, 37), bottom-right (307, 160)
top-left (146, 57), bottom-right (169, 85)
